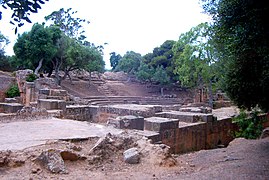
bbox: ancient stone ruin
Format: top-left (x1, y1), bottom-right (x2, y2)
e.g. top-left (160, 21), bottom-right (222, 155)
top-left (0, 69), bottom-right (269, 169)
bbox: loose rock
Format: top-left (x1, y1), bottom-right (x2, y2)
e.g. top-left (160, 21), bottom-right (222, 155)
top-left (123, 147), bottom-right (140, 164)
top-left (35, 149), bottom-right (67, 174)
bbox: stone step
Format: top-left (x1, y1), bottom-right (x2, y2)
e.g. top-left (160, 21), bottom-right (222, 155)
top-left (144, 117), bottom-right (179, 132)
top-left (107, 115), bottom-right (144, 130)
top-left (47, 110), bottom-right (64, 118)
top-left (37, 99), bottom-right (66, 110)
top-left (0, 103), bottom-right (24, 113)
top-left (4, 98), bottom-right (20, 103)
top-left (155, 111), bottom-right (213, 123)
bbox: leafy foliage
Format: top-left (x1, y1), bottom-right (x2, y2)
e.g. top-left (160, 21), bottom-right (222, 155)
top-left (26, 73), bottom-right (37, 82)
top-left (109, 52), bottom-right (122, 70)
top-left (0, 0), bottom-right (48, 33)
top-left (135, 62), bottom-right (154, 82)
top-left (173, 23), bottom-right (216, 88)
top-left (152, 65), bottom-right (170, 85)
top-left (0, 32), bottom-right (13, 71)
top-left (13, 23), bottom-right (61, 72)
top-left (115, 51), bottom-right (142, 74)
top-left (144, 40), bottom-right (176, 81)
top-left (233, 109), bottom-right (264, 139)
top-left (201, 0), bottom-right (269, 112)
top-left (5, 84), bottom-right (20, 98)
top-left (45, 8), bottom-right (90, 41)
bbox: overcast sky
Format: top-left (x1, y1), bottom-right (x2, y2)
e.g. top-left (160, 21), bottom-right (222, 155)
top-left (0, 0), bottom-right (210, 69)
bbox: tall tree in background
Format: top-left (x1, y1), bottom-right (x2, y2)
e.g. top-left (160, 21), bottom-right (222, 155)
top-left (0, 32), bottom-right (12, 71)
top-left (115, 51), bottom-right (142, 74)
top-left (135, 62), bottom-right (154, 82)
top-left (152, 65), bottom-right (170, 96)
top-left (109, 52), bottom-right (122, 70)
top-left (0, 31), bottom-right (9, 55)
top-left (83, 46), bottom-right (105, 86)
top-left (45, 8), bottom-right (89, 41)
top-left (144, 40), bottom-right (177, 81)
top-left (173, 23), bottom-right (215, 88)
top-left (202, 0), bottom-right (269, 111)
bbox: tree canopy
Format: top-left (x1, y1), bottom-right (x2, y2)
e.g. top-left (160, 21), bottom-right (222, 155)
top-left (201, 0), bottom-right (269, 111)
top-left (0, 0), bottom-right (48, 33)
top-left (173, 22), bottom-right (215, 88)
top-left (12, 8), bottom-right (105, 85)
top-left (13, 23), bottom-right (61, 73)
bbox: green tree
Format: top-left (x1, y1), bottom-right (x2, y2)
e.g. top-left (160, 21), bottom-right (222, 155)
top-left (82, 46), bottom-right (104, 86)
top-left (0, 32), bottom-right (11, 71)
top-left (145, 40), bottom-right (176, 81)
top-left (109, 52), bottom-right (122, 70)
top-left (152, 65), bottom-right (170, 96)
top-left (115, 51), bottom-right (142, 74)
top-left (45, 8), bottom-right (90, 41)
top-left (0, 0), bottom-right (48, 33)
top-left (173, 23), bottom-right (215, 88)
top-left (201, 0), bottom-right (269, 111)
top-left (135, 62), bottom-right (154, 82)
top-left (13, 23), bottom-right (61, 74)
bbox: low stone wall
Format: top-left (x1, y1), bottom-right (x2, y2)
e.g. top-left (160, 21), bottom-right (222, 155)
top-left (99, 104), bottom-right (162, 118)
top-left (147, 117), bottom-right (236, 154)
top-left (64, 105), bottom-right (99, 122)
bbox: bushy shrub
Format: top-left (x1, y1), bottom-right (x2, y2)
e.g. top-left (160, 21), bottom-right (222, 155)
top-left (233, 109), bottom-right (264, 139)
top-left (5, 84), bottom-right (20, 98)
top-left (26, 73), bottom-right (38, 82)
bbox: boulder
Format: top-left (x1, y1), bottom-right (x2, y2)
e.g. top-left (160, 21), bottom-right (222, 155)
top-left (35, 149), bottom-right (67, 174)
top-left (123, 147), bottom-right (140, 164)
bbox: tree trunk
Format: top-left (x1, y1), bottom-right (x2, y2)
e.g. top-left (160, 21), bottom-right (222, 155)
top-left (161, 87), bottom-right (164, 97)
top-left (34, 58), bottom-right (44, 75)
top-left (88, 71), bottom-right (92, 87)
top-left (67, 73), bottom-right (74, 85)
top-left (55, 68), bottom-right (61, 85)
top-left (208, 79), bottom-right (213, 108)
top-left (47, 68), bottom-right (53, 77)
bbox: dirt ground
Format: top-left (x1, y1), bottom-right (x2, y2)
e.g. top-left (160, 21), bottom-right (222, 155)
top-left (0, 135), bottom-right (268, 180)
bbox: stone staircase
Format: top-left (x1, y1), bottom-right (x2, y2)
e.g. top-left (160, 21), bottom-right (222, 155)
top-left (84, 96), bottom-right (185, 106)
top-left (37, 89), bottom-right (69, 117)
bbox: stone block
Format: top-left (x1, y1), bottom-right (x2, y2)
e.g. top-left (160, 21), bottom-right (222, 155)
top-left (134, 130), bottom-right (161, 143)
top-left (144, 117), bottom-right (179, 132)
top-left (38, 99), bottom-right (66, 111)
top-left (0, 103), bottom-right (24, 113)
top-left (156, 111), bottom-right (213, 123)
top-left (174, 122), bottom-right (207, 154)
top-left (108, 115), bottom-right (144, 130)
top-left (39, 89), bottom-right (50, 95)
top-left (4, 98), bottom-right (19, 103)
top-left (50, 89), bottom-right (67, 97)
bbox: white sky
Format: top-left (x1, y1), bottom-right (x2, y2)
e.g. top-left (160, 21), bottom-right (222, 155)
top-left (0, 0), bottom-right (209, 69)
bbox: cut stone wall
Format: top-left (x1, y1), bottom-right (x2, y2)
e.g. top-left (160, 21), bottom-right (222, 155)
top-left (99, 104), bottom-right (162, 118)
top-left (146, 117), bottom-right (235, 154)
top-left (64, 105), bottom-right (99, 122)
top-left (108, 115), bottom-right (144, 130)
